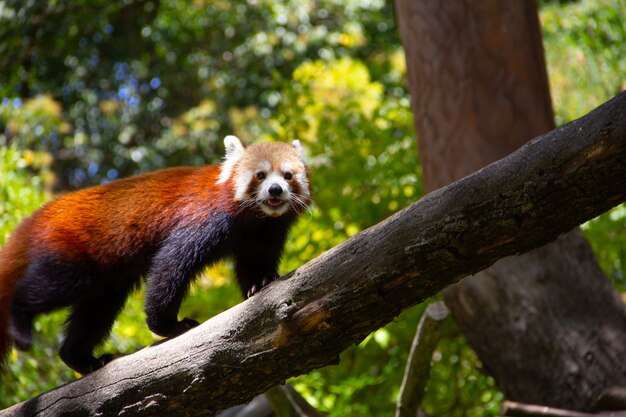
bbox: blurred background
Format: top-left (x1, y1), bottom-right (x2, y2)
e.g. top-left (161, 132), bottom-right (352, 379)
top-left (0, 0), bottom-right (625, 415)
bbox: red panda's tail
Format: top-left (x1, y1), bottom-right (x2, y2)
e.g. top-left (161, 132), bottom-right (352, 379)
top-left (0, 219), bottom-right (32, 373)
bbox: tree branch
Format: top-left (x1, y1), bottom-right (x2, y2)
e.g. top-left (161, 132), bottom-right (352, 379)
top-left (502, 401), bottom-right (626, 417)
top-left (395, 302), bottom-right (449, 417)
top-left (2, 92), bottom-right (626, 416)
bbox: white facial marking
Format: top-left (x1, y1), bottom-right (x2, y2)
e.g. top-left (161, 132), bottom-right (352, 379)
top-left (280, 162), bottom-right (292, 174)
top-left (260, 204), bottom-right (289, 217)
top-left (234, 160), bottom-right (273, 202)
top-left (227, 141), bottom-right (310, 216)
top-left (259, 173), bottom-right (288, 197)
top-left (234, 170), bottom-right (253, 201)
top-left (257, 160), bottom-right (271, 174)
top-left (256, 172), bottom-right (290, 216)
top-left (296, 172), bottom-right (310, 198)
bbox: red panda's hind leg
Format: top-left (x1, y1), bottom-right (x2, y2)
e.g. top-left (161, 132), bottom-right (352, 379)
top-left (59, 288), bottom-right (129, 375)
top-left (8, 261), bottom-right (67, 351)
top-left (8, 310), bottom-right (34, 351)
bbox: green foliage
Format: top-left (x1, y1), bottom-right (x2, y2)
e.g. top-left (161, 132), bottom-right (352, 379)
top-left (582, 204), bottom-right (626, 290)
top-left (0, 147), bottom-right (49, 244)
top-left (292, 303), bottom-right (503, 417)
top-left (541, 0), bottom-right (626, 291)
top-left (541, 0), bottom-right (626, 125)
top-left (274, 57), bottom-right (421, 268)
top-left (0, 0), bottom-right (398, 189)
top-left (422, 325), bottom-right (504, 417)
top-left (0, 0), bottom-right (624, 414)
top-left (0, 147), bottom-right (73, 404)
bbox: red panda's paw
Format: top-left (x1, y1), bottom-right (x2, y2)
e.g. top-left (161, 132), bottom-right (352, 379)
top-left (11, 332), bottom-right (32, 351)
top-left (90, 353), bottom-right (116, 373)
top-left (8, 317), bottom-right (33, 351)
top-left (61, 352), bottom-right (117, 375)
top-left (147, 316), bottom-right (200, 338)
top-left (166, 318), bottom-right (200, 338)
top-left (246, 274), bottom-right (279, 298)
top-left (179, 317), bottom-right (200, 331)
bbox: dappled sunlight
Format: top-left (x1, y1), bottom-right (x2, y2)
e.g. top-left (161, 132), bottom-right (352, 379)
top-left (0, 0), bottom-right (624, 415)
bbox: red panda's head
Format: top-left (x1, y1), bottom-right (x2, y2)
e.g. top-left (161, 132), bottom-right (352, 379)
top-left (217, 135), bottom-right (311, 217)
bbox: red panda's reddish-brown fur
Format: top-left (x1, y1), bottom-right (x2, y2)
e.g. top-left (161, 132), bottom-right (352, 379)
top-left (0, 136), bottom-right (310, 375)
top-left (0, 219), bottom-right (32, 371)
top-left (0, 166), bottom-right (231, 371)
top-left (33, 166), bottom-right (232, 265)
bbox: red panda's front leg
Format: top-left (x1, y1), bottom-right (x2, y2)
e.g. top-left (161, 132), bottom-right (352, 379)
top-left (232, 218), bottom-right (293, 299)
top-left (145, 216), bottom-right (232, 337)
top-left (144, 256), bottom-right (201, 338)
top-left (234, 251), bottom-right (281, 299)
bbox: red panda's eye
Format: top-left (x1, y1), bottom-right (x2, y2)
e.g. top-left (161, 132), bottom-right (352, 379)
top-left (256, 172), bottom-right (266, 180)
top-left (284, 172), bottom-right (293, 180)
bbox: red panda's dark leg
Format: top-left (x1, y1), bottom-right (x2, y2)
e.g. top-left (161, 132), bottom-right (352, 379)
top-left (144, 261), bottom-right (199, 338)
top-left (144, 218), bottom-right (231, 338)
top-left (8, 259), bottom-right (77, 350)
top-left (8, 309), bottom-right (35, 351)
top-left (233, 218), bottom-right (292, 298)
top-left (10, 255), bottom-right (136, 374)
top-left (59, 288), bottom-right (129, 374)
top-left (144, 270), bottom-right (199, 339)
top-left (234, 251), bottom-right (281, 299)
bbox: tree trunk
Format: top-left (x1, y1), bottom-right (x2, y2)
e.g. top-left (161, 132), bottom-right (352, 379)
top-left (2, 92), bottom-right (626, 416)
top-left (395, 0), bottom-right (626, 410)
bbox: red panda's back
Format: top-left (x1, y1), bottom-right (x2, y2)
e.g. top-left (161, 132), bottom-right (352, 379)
top-left (30, 165), bottom-right (224, 266)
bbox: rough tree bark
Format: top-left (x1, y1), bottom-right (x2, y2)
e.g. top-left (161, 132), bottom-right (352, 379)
top-left (395, 0), bottom-right (626, 410)
top-left (1, 91), bottom-right (625, 417)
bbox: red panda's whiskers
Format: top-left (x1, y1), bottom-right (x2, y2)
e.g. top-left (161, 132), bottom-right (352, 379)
top-left (289, 194), bottom-right (312, 215)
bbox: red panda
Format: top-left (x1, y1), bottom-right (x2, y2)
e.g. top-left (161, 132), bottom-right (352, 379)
top-left (0, 136), bottom-right (311, 375)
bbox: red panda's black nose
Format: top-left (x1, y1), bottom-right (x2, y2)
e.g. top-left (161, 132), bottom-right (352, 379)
top-left (269, 184), bottom-right (283, 197)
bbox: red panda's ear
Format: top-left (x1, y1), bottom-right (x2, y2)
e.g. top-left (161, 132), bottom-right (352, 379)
top-left (224, 135), bottom-right (245, 162)
top-left (217, 135), bottom-right (246, 184)
top-left (291, 139), bottom-right (304, 158)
